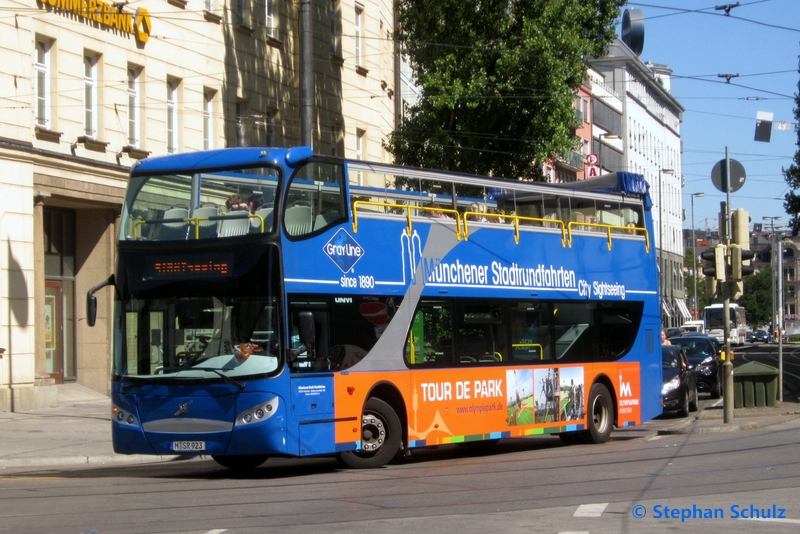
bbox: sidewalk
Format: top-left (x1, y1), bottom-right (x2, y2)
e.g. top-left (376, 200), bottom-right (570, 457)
top-left (0, 383), bottom-right (175, 469)
top-left (2, 384), bottom-right (800, 469)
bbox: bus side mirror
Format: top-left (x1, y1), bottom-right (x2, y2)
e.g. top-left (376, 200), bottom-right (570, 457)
top-left (298, 311), bottom-right (315, 348)
top-left (87, 295), bottom-right (97, 327)
top-left (86, 275), bottom-right (115, 327)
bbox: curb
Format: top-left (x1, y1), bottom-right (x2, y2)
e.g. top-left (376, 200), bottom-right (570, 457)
top-left (657, 421), bottom-right (760, 435)
top-left (0, 454), bottom-right (189, 470)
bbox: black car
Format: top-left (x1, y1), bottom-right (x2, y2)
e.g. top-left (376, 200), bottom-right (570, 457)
top-left (665, 327), bottom-right (686, 338)
top-left (752, 329), bottom-right (769, 343)
top-left (668, 334), bottom-right (723, 399)
top-left (661, 345), bottom-right (698, 417)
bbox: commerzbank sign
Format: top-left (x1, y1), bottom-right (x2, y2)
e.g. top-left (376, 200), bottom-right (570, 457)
top-left (40, 0), bottom-right (152, 44)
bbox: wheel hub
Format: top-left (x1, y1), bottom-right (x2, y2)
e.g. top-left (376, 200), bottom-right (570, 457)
top-left (361, 414), bottom-right (386, 451)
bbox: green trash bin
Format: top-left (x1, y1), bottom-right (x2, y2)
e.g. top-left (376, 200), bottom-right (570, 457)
top-left (733, 361), bottom-right (779, 408)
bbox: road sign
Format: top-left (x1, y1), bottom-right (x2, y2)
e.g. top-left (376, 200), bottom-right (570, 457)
top-left (711, 159), bottom-right (746, 193)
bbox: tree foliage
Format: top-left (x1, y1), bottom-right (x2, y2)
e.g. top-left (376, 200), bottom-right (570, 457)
top-left (783, 54), bottom-right (800, 234)
top-left (387, 0), bottom-right (626, 179)
top-left (737, 266), bottom-right (773, 329)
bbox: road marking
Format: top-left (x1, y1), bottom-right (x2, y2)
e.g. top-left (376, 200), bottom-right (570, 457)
top-left (205, 530), bottom-right (228, 534)
top-left (574, 503), bottom-right (608, 517)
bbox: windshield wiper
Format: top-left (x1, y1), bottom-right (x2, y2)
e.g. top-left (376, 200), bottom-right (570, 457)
top-left (122, 367), bottom-right (246, 391)
top-left (192, 367), bottom-right (246, 390)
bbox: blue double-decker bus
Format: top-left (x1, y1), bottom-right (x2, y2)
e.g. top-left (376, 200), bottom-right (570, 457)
top-left (88, 146), bottom-right (662, 469)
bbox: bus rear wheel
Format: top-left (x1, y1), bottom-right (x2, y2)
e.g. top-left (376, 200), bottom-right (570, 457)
top-left (211, 454), bottom-right (269, 470)
top-left (337, 398), bottom-right (401, 469)
top-left (580, 383), bottom-right (613, 444)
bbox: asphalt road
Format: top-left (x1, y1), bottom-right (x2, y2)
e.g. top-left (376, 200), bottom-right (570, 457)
top-left (2, 401), bottom-right (800, 534)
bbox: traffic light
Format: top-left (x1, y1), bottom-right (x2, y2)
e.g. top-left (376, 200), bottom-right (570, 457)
top-left (701, 244), bottom-right (726, 299)
top-left (701, 244), bottom-right (727, 281)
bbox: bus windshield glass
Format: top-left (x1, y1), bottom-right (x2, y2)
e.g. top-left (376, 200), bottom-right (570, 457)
top-left (120, 165), bottom-right (281, 242)
top-left (113, 245), bottom-right (282, 382)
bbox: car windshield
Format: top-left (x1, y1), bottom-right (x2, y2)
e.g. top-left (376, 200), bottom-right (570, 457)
top-left (669, 338), bottom-right (712, 363)
top-left (662, 349), bottom-right (680, 369)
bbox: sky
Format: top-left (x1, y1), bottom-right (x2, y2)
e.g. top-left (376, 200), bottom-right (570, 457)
top-left (627, 0), bottom-right (800, 235)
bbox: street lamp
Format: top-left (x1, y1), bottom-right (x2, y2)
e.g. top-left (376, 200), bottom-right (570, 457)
top-left (763, 217), bottom-right (782, 332)
top-left (691, 192), bottom-right (705, 318)
top-left (764, 216), bottom-right (783, 402)
top-left (659, 168), bottom-right (675, 327)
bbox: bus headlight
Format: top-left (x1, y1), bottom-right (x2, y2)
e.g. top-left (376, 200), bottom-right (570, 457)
top-left (236, 397), bottom-right (279, 427)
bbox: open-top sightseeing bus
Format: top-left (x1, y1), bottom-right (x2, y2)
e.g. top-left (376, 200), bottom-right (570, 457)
top-left (88, 146), bottom-right (662, 469)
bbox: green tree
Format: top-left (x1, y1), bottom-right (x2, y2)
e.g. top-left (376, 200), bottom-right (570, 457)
top-left (684, 248), bottom-right (712, 316)
top-left (736, 266), bottom-right (773, 328)
top-left (388, 0), bottom-right (626, 179)
top-left (783, 55), bottom-right (800, 234)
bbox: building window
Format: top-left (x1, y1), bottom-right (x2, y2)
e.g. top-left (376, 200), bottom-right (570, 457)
top-left (166, 78), bottom-right (179, 154)
top-left (266, 0), bottom-right (275, 37)
top-left (330, 0), bottom-right (339, 56)
top-left (35, 38), bottom-right (51, 128)
top-left (354, 4), bottom-right (363, 66)
top-left (234, 0), bottom-right (249, 27)
top-left (204, 0), bottom-right (212, 10)
top-left (83, 53), bottom-right (98, 138)
top-left (264, 111), bottom-right (275, 146)
top-left (203, 90), bottom-right (214, 150)
top-left (236, 100), bottom-right (248, 147)
top-left (127, 66), bottom-right (140, 147)
top-left (329, 124), bottom-right (340, 156)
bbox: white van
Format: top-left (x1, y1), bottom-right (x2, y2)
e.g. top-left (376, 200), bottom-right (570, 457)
top-left (681, 320), bottom-right (705, 334)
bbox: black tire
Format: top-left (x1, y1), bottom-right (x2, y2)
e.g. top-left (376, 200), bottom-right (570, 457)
top-left (709, 372), bottom-right (722, 399)
top-left (559, 432), bottom-right (581, 445)
top-left (689, 383), bottom-right (699, 412)
top-left (211, 455), bottom-right (268, 470)
top-left (337, 398), bottom-right (401, 469)
top-left (580, 383), bottom-right (613, 444)
top-left (678, 389), bottom-right (690, 418)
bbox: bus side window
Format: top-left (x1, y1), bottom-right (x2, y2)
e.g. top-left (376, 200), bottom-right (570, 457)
top-left (510, 302), bottom-right (552, 362)
top-left (458, 304), bottom-right (506, 364)
top-left (406, 300), bottom-right (453, 366)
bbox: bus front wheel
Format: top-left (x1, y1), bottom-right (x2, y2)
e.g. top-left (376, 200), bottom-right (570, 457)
top-left (580, 383), bottom-right (613, 444)
top-left (337, 398), bottom-right (401, 469)
top-left (211, 454), bottom-right (269, 470)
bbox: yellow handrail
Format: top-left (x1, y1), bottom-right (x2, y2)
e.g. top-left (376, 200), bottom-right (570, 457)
top-left (463, 212), bottom-right (566, 247)
top-left (567, 221), bottom-right (650, 252)
top-left (352, 200), bottom-right (462, 240)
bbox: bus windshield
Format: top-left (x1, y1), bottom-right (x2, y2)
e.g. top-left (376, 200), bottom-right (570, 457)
top-left (120, 164), bottom-right (281, 242)
top-left (113, 245), bottom-right (283, 382)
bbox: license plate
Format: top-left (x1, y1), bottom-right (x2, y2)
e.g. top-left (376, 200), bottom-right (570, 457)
top-left (170, 441), bottom-right (206, 452)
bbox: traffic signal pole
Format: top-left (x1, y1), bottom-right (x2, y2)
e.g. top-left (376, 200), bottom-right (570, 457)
top-left (723, 148), bottom-right (734, 424)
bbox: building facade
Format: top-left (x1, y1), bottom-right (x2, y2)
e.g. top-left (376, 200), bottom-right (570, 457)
top-left (588, 40), bottom-right (687, 328)
top-left (0, 0), bottom-right (398, 411)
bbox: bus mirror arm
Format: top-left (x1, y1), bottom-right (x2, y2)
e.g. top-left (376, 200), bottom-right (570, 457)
top-left (86, 275), bottom-right (115, 327)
